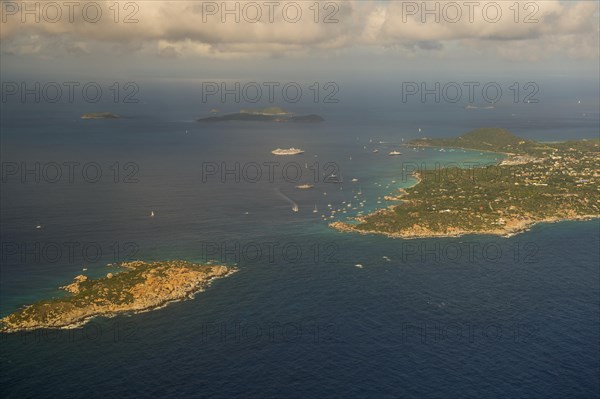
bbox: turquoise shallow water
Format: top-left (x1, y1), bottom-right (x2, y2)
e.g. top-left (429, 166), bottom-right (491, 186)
top-left (1, 104), bottom-right (598, 398)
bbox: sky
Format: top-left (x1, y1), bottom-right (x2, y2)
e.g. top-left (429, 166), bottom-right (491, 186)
top-left (1, 1), bottom-right (599, 90)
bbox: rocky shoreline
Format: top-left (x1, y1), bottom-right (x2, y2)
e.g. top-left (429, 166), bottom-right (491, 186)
top-left (0, 261), bottom-right (236, 333)
top-left (330, 215), bottom-right (598, 240)
top-left (330, 163), bottom-right (598, 239)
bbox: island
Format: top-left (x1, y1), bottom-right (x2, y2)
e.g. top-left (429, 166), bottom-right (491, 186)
top-left (198, 107), bottom-right (324, 123)
top-left (331, 128), bottom-right (599, 238)
top-left (0, 260), bottom-right (236, 333)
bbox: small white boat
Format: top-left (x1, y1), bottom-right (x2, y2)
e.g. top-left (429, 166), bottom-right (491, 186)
top-left (389, 151), bottom-right (402, 156)
top-left (355, 264), bottom-right (363, 268)
top-left (292, 205), bottom-right (299, 212)
top-left (150, 211), bottom-right (155, 217)
top-left (313, 204), bottom-right (318, 213)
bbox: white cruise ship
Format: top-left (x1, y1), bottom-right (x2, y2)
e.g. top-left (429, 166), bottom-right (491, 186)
top-left (272, 148), bottom-right (304, 155)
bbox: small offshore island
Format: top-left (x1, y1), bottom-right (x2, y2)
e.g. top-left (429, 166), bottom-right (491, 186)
top-left (81, 112), bottom-right (120, 119)
top-left (198, 106), bottom-right (324, 123)
top-left (332, 128), bottom-right (600, 238)
top-left (0, 261), bottom-right (235, 333)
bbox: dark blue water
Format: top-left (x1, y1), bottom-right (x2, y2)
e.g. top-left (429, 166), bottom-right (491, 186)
top-left (1, 102), bottom-right (599, 398)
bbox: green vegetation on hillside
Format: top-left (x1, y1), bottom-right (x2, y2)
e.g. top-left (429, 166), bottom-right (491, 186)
top-left (1, 261), bottom-right (233, 332)
top-left (198, 111), bottom-right (323, 123)
top-left (410, 127), bottom-right (552, 155)
top-left (332, 128), bottom-right (599, 238)
top-left (240, 106), bottom-right (289, 115)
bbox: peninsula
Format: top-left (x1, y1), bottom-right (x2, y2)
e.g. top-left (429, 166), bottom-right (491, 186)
top-left (0, 261), bottom-right (235, 333)
top-left (331, 128), bottom-right (599, 238)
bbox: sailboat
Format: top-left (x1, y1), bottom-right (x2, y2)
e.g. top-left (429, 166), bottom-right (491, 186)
top-left (329, 172), bottom-right (344, 184)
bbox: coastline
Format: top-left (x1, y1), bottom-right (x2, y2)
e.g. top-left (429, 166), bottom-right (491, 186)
top-left (330, 215), bottom-right (599, 240)
top-left (330, 140), bottom-right (599, 240)
top-left (404, 142), bottom-right (515, 157)
top-left (0, 262), bottom-right (237, 333)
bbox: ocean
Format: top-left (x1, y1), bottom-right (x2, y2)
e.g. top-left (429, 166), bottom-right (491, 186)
top-left (1, 99), bottom-right (599, 398)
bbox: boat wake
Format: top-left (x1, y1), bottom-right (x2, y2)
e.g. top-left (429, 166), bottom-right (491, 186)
top-left (275, 188), bottom-right (299, 212)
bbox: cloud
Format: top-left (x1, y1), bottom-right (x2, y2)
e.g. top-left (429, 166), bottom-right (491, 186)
top-left (157, 44), bottom-right (179, 59)
top-left (65, 41), bottom-right (90, 55)
top-left (1, 34), bottom-right (42, 55)
top-left (1, 1), bottom-right (597, 61)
